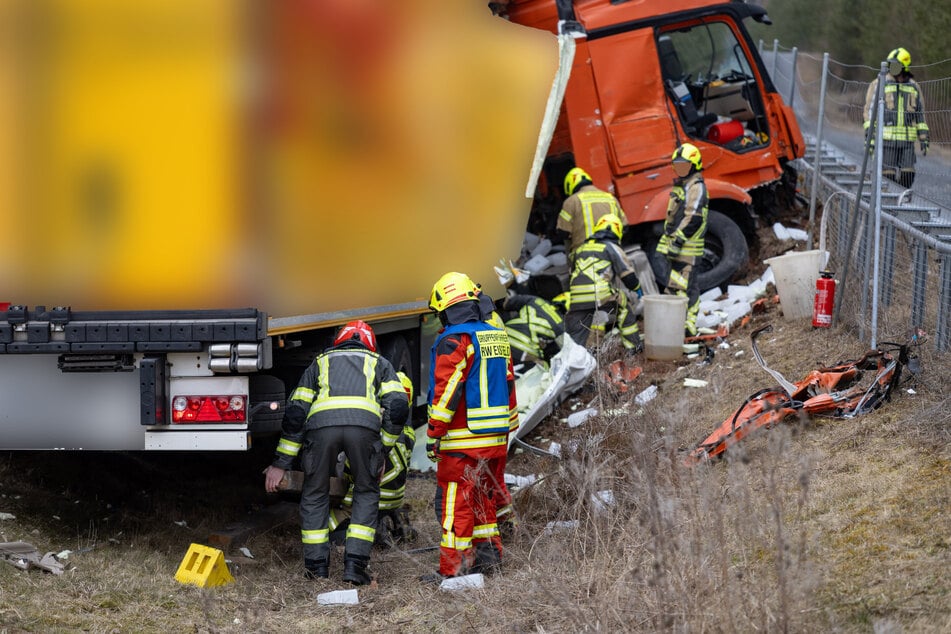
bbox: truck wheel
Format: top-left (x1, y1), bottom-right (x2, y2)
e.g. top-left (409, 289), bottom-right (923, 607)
top-left (648, 209), bottom-right (749, 293)
top-left (249, 374), bottom-right (285, 434)
top-left (380, 335), bottom-right (413, 376)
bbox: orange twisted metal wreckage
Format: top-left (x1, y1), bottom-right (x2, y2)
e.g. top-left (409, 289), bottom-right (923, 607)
top-left (687, 325), bottom-right (919, 465)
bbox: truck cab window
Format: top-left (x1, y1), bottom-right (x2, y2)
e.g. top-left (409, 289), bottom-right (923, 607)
top-left (658, 21), bottom-right (769, 151)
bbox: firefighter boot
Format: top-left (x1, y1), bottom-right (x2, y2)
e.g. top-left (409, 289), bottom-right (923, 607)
top-left (342, 554), bottom-right (372, 586)
top-left (471, 541), bottom-right (501, 576)
top-left (303, 557), bottom-right (329, 580)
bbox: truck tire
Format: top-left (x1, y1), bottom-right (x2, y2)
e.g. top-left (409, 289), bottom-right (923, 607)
top-left (380, 335), bottom-right (413, 376)
top-left (249, 374), bottom-right (286, 435)
top-left (647, 209), bottom-right (748, 293)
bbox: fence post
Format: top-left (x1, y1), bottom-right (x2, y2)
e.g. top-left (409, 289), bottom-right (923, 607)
top-left (880, 223), bottom-right (895, 308)
top-left (787, 47), bottom-right (798, 106)
top-left (807, 52), bottom-right (829, 250)
top-left (869, 61), bottom-right (887, 349)
top-left (911, 241), bottom-right (928, 330)
top-left (939, 255), bottom-right (951, 352)
top-left (770, 39), bottom-right (779, 81)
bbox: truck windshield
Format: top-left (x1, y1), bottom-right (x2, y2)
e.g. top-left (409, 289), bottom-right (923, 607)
top-left (657, 19), bottom-right (767, 150)
top-left (663, 21), bottom-right (753, 84)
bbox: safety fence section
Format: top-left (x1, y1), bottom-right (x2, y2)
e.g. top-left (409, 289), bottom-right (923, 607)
top-left (760, 40), bottom-right (951, 353)
top-left (760, 39), bottom-right (951, 211)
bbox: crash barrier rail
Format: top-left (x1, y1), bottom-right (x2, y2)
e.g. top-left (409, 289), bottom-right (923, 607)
top-left (760, 41), bottom-right (951, 353)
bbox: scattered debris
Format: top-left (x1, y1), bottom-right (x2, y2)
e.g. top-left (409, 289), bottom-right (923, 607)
top-left (683, 378), bottom-right (709, 388)
top-left (688, 325), bottom-right (916, 464)
top-left (602, 359), bottom-right (642, 392)
top-left (440, 573), bottom-right (485, 592)
top-left (0, 512), bottom-right (14, 521)
top-left (591, 490), bottom-right (615, 512)
top-left (566, 408), bottom-right (597, 428)
top-left (634, 385), bottom-right (658, 405)
top-left (504, 473), bottom-right (539, 489)
top-left (238, 547), bottom-right (254, 559)
top-left (544, 520), bottom-right (579, 535)
top-left (772, 222), bottom-right (808, 242)
top-left (0, 541), bottom-right (65, 575)
top-left (317, 589), bottom-right (360, 605)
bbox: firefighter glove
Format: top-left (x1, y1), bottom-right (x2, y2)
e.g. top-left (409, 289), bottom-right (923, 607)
top-left (920, 138), bottom-right (929, 156)
top-left (668, 238), bottom-right (684, 255)
top-left (426, 439), bottom-right (440, 463)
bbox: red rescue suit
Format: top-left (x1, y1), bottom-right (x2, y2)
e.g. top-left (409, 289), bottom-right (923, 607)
top-left (428, 320), bottom-right (518, 577)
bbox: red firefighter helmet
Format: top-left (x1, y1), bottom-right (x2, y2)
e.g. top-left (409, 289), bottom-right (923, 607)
top-left (334, 319), bottom-right (377, 352)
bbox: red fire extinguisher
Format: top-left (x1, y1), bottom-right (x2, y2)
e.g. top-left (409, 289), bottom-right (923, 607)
top-left (812, 270), bottom-right (836, 328)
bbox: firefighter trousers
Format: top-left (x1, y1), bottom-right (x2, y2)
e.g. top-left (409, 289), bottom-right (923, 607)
top-left (300, 426), bottom-right (383, 563)
top-left (665, 254), bottom-right (701, 335)
top-left (434, 453), bottom-right (501, 577)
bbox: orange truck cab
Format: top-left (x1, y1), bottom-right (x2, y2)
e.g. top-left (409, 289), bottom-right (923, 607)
top-left (496, 0), bottom-right (805, 290)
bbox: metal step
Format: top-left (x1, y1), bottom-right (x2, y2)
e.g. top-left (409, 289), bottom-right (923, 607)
top-left (886, 208), bottom-right (932, 223)
top-left (883, 204), bottom-right (941, 213)
top-left (910, 221), bottom-right (951, 236)
top-left (833, 177), bottom-right (873, 188)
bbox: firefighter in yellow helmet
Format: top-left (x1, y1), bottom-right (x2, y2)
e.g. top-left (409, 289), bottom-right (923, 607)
top-left (556, 166), bottom-right (628, 261)
top-left (863, 47), bottom-right (929, 188)
top-left (422, 272), bottom-right (518, 582)
top-left (657, 143), bottom-right (708, 337)
top-left (565, 213), bottom-right (643, 352)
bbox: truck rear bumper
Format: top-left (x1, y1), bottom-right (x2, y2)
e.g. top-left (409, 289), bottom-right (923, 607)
top-left (144, 430), bottom-right (249, 451)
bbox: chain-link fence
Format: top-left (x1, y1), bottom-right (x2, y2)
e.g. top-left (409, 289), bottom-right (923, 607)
top-left (759, 40), bottom-right (950, 353)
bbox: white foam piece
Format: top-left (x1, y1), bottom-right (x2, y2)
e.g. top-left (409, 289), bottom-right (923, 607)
top-left (772, 222), bottom-right (791, 240)
top-left (529, 238), bottom-right (552, 259)
top-left (522, 253), bottom-right (551, 275)
top-left (440, 573), bottom-right (485, 591)
top-left (317, 589), bottom-right (359, 606)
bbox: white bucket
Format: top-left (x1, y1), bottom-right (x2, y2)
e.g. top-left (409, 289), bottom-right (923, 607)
top-left (764, 249), bottom-right (828, 320)
top-left (643, 295), bottom-right (687, 360)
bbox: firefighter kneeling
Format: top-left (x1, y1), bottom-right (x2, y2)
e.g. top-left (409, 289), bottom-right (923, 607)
top-left (329, 371), bottom-right (418, 547)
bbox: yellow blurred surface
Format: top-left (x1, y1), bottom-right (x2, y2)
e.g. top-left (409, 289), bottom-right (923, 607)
top-left (0, 0), bottom-right (556, 315)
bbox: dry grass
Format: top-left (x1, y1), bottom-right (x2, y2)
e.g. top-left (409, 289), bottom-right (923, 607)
top-left (1, 275), bottom-right (949, 632)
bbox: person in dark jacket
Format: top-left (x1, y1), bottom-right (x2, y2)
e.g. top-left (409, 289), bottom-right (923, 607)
top-left (264, 319), bottom-right (407, 585)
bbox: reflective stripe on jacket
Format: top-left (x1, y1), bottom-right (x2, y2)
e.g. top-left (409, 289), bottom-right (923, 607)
top-left (657, 173), bottom-right (708, 257)
top-left (427, 322), bottom-right (517, 457)
top-left (557, 185), bottom-right (628, 255)
top-left (272, 342), bottom-right (407, 469)
top-left (504, 297), bottom-right (564, 359)
top-left (864, 76), bottom-right (929, 142)
top-left (568, 236), bottom-right (638, 310)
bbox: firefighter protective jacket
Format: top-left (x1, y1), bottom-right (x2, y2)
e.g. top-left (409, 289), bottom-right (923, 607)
top-left (503, 295), bottom-right (564, 361)
top-left (272, 341), bottom-right (408, 469)
top-left (568, 232), bottom-right (641, 310)
top-left (863, 75), bottom-right (929, 143)
top-left (657, 172), bottom-right (708, 257)
top-left (557, 184), bottom-right (629, 255)
top-left (427, 320), bottom-right (518, 459)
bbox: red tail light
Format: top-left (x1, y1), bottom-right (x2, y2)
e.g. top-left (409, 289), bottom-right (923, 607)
top-left (171, 395), bottom-right (246, 423)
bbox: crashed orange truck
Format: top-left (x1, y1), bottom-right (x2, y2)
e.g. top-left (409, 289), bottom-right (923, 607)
top-left (498, 0), bottom-right (805, 291)
top-left (0, 0), bottom-right (800, 451)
